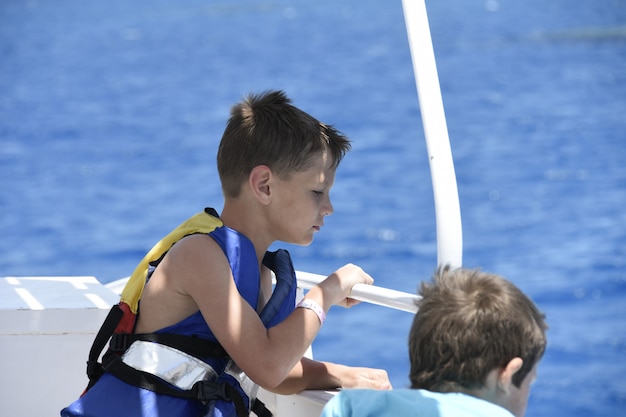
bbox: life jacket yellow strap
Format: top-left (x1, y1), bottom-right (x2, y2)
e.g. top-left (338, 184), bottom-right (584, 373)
top-left (120, 210), bottom-right (223, 313)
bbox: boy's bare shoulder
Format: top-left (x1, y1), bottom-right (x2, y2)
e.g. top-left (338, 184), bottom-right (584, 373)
top-left (167, 233), bottom-right (231, 281)
top-left (171, 233), bottom-right (222, 255)
top-left (135, 233), bottom-right (231, 332)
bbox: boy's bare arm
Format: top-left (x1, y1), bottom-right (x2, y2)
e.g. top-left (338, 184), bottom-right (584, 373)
top-left (172, 234), bottom-right (376, 389)
top-left (267, 357), bottom-right (392, 395)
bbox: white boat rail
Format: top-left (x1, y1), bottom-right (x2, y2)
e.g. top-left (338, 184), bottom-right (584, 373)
top-left (296, 271), bottom-right (419, 314)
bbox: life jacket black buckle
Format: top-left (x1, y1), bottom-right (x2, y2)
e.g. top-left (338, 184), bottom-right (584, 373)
top-left (193, 380), bottom-right (232, 402)
top-left (109, 333), bottom-right (131, 353)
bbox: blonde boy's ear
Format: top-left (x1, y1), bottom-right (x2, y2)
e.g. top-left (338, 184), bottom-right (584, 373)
top-left (249, 165), bottom-right (272, 204)
top-left (497, 357), bottom-right (524, 394)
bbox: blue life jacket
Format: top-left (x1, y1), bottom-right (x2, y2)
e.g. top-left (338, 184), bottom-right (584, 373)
top-left (63, 208), bottom-right (297, 417)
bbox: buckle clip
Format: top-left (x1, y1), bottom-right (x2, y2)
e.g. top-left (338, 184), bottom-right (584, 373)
top-left (110, 333), bottom-right (130, 352)
top-left (195, 381), bottom-right (231, 402)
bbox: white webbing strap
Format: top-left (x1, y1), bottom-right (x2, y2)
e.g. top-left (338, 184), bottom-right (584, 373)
top-left (121, 340), bottom-right (260, 405)
top-left (122, 340), bottom-right (218, 390)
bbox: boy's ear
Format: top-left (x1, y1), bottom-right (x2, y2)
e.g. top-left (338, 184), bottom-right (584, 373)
top-left (497, 357), bottom-right (523, 394)
top-left (249, 165), bottom-right (272, 204)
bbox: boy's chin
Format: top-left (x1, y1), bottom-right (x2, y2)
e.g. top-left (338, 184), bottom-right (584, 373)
top-left (293, 236), bottom-right (314, 247)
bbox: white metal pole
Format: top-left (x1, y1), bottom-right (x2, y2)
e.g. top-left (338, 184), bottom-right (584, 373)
top-left (401, 0), bottom-right (463, 269)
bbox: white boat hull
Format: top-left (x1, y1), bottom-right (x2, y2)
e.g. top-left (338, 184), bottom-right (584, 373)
top-left (0, 276), bottom-right (334, 417)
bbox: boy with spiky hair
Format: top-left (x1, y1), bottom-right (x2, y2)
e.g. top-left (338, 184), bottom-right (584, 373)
top-left (63, 90), bottom-right (390, 417)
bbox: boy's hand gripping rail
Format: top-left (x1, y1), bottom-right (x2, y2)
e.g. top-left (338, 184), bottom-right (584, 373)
top-left (295, 271), bottom-right (420, 314)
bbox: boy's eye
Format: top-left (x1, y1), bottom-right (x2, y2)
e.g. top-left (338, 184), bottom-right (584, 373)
top-left (313, 190), bottom-right (324, 196)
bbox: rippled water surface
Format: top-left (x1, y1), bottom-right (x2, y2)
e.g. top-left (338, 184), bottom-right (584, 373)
top-left (1, 1), bottom-right (625, 415)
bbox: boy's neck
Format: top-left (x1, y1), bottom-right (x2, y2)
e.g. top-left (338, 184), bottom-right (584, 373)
top-left (220, 199), bottom-right (272, 265)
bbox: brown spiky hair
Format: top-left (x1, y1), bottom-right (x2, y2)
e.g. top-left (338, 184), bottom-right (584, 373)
top-left (217, 90), bottom-right (351, 198)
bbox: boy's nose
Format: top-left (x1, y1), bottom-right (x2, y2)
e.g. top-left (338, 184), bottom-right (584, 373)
top-left (322, 199), bottom-right (334, 216)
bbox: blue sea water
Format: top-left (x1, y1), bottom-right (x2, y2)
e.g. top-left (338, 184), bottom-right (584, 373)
top-left (1, 0), bottom-right (625, 416)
